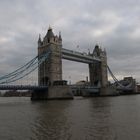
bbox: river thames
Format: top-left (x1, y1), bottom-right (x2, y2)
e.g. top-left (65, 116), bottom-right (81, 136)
top-left (0, 95), bottom-right (140, 140)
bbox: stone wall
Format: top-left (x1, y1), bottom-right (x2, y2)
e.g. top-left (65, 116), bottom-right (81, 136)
top-left (47, 85), bottom-right (73, 99)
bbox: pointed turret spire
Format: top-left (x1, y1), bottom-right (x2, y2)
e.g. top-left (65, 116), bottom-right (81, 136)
top-left (38, 34), bottom-right (42, 47)
top-left (38, 34), bottom-right (41, 43)
top-left (59, 31), bottom-right (62, 41)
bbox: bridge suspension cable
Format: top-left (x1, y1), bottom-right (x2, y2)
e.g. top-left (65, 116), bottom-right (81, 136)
top-left (0, 51), bottom-right (51, 84)
top-left (0, 56), bottom-right (38, 81)
top-left (107, 65), bottom-right (133, 89)
top-left (107, 65), bottom-right (120, 83)
top-left (107, 65), bottom-right (124, 88)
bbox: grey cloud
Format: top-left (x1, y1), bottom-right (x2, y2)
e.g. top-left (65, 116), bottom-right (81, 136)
top-left (0, 0), bottom-right (140, 83)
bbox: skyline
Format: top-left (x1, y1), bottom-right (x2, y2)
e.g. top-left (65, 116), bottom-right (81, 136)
top-left (0, 0), bottom-right (140, 83)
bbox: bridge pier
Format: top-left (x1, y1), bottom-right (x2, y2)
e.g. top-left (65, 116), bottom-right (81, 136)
top-left (31, 89), bottom-right (48, 100)
top-left (47, 85), bottom-right (73, 99)
top-left (31, 85), bottom-right (73, 100)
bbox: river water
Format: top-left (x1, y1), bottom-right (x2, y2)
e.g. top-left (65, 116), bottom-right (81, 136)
top-left (0, 95), bottom-right (140, 140)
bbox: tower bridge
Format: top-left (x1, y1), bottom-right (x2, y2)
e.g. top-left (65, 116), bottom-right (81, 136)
top-left (0, 27), bottom-right (111, 100)
top-left (0, 27), bottom-right (135, 99)
top-left (35, 27), bottom-right (108, 99)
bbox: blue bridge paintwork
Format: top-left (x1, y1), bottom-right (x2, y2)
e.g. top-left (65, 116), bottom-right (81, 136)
top-left (0, 85), bottom-right (48, 90)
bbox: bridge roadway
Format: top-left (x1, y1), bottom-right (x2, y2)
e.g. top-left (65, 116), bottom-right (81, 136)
top-left (71, 85), bottom-right (100, 93)
top-left (62, 48), bottom-right (101, 63)
top-left (0, 84), bottom-right (100, 92)
top-left (0, 85), bottom-right (48, 90)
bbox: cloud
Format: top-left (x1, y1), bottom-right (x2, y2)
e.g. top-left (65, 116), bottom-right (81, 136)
top-left (0, 0), bottom-right (140, 84)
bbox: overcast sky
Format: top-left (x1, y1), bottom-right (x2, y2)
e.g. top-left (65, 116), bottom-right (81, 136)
top-left (0, 0), bottom-right (140, 84)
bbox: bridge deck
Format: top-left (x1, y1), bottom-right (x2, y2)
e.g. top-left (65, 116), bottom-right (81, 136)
top-left (0, 85), bottom-right (48, 90)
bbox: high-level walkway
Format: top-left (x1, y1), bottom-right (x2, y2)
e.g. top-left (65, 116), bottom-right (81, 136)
top-left (62, 48), bottom-right (101, 63)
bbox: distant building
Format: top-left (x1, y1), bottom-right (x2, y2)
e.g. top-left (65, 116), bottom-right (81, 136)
top-left (75, 80), bottom-right (89, 86)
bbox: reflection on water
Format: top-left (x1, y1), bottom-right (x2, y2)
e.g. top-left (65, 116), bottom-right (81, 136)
top-left (31, 100), bottom-right (72, 140)
top-left (0, 95), bottom-right (140, 139)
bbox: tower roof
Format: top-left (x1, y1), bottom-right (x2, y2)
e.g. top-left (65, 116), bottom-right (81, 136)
top-left (45, 26), bottom-right (54, 39)
top-left (93, 44), bottom-right (100, 56)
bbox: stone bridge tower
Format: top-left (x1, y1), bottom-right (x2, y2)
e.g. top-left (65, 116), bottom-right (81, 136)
top-left (32, 27), bottom-right (73, 100)
top-left (38, 27), bottom-right (62, 86)
top-left (89, 45), bottom-right (108, 94)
